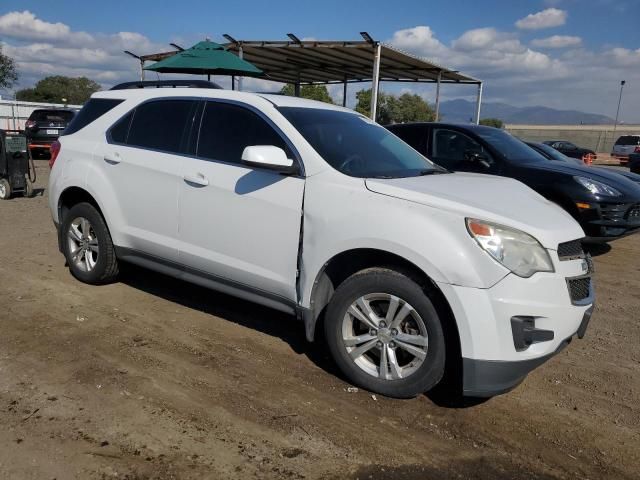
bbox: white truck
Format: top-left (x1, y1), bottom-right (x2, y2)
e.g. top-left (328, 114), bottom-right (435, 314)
top-left (48, 81), bottom-right (595, 399)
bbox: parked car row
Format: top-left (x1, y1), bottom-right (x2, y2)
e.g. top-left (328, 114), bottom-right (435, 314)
top-left (386, 122), bottom-right (640, 242)
top-left (543, 140), bottom-right (596, 162)
top-left (48, 81), bottom-right (596, 400)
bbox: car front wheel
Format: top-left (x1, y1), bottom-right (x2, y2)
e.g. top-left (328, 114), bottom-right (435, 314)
top-left (324, 268), bottom-right (446, 398)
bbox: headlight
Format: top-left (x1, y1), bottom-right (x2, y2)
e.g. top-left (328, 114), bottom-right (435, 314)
top-left (574, 176), bottom-right (621, 197)
top-left (466, 219), bottom-right (554, 278)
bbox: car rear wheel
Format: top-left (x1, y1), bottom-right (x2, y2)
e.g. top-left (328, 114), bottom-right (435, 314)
top-left (61, 202), bottom-right (119, 284)
top-left (324, 268), bottom-right (446, 398)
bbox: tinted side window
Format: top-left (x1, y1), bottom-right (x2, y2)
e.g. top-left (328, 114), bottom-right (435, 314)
top-left (109, 111), bottom-right (134, 143)
top-left (197, 102), bottom-right (290, 164)
top-left (616, 136), bottom-right (640, 146)
top-left (62, 99), bottom-right (122, 136)
top-left (127, 100), bottom-right (198, 154)
top-left (431, 128), bottom-right (495, 172)
top-left (389, 126), bottom-right (427, 154)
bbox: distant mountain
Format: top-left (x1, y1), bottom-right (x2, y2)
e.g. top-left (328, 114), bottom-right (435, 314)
top-left (439, 99), bottom-right (614, 125)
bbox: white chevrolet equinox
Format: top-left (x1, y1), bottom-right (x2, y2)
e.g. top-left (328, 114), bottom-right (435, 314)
top-left (48, 81), bottom-right (595, 399)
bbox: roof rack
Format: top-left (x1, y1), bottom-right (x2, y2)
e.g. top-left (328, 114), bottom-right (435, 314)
top-left (110, 80), bottom-right (223, 90)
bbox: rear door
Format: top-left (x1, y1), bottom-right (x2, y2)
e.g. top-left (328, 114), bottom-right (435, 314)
top-left (94, 98), bottom-right (199, 262)
top-left (178, 100), bottom-right (305, 301)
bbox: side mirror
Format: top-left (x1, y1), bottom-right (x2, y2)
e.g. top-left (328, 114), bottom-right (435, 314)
top-left (241, 146), bottom-right (296, 173)
top-left (464, 150), bottom-right (491, 169)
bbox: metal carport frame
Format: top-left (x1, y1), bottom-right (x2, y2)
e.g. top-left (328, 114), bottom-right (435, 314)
top-left (126, 32), bottom-right (483, 123)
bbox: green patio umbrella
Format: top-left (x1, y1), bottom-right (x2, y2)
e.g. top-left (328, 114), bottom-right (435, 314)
top-left (144, 40), bottom-right (262, 81)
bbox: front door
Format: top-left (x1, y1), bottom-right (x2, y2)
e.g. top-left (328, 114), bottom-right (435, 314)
top-left (178, 100), bottom-right (305, 301)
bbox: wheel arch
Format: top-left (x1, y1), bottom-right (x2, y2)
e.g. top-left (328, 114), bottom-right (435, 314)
top-left (57, 186), bottom-right (112, 251)
top-left (303, 248), bottom-right (462, 389)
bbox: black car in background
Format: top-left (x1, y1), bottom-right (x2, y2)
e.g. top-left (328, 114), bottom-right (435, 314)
top-left (527, 141), bottom-right (640, 185)
top-left (25, 109), bottom-right (76, 159)
top-left (386, 122), bottom-right (640, 241)
top-left (543, 140), bottom-right (596, 160)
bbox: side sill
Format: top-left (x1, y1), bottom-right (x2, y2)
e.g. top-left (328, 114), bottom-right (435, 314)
top-left (115, 246), bottom-right (298, 316)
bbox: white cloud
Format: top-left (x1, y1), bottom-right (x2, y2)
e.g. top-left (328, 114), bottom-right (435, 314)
top-left (385, 24), bottom-right (639, 122)
top-left (515, 8), bottom-right (567, 30)
top-left (531, 35), bottom-right (582, 48)
top-left (0, 10), bottom-right (92, 44)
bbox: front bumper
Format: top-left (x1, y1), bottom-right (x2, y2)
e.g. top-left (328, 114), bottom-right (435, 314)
top-left (437, 249), bottom-right (595, 397)
top-left (463, 305), bottom-right (594, 396)
top-left (577, 201), bottom-right (640, 239)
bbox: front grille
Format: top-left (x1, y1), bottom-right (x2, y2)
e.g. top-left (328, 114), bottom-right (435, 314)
top-left (557, 239), bottom-right (584, 260)
top-left (627, 204), bottom-right (640, 223)
top-left (600, 203), bottom-right (628, 222)
top-left (567, 277), bottom-right (592, 304)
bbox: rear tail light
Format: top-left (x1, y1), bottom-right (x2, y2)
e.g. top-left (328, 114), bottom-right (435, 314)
top-left (634, 146), bottom-right (640, 153)
top-left (49, 140), bottom-right (61, 169)
top-left (25, 120), bottom-right (36, 129)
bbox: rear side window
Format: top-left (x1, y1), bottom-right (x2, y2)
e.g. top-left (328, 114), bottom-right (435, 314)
top-left (126, 100), bottom-right (198, 154)
top-left (615, 136), bottom-right (640, 146)
top-left (109, 111), bottom-right (134, 144)
top-left (62, 99), bottom-right (122, 136)
top-left (197, 101), bottom-right (290, 164)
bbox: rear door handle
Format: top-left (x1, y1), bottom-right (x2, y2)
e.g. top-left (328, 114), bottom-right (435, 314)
top-left (104, 153), bottom-right (121, 165)
top-left (183, 173), bottom-right (209, 187)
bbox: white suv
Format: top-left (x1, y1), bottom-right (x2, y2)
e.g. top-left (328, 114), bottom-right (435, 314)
top-left (48, 81), bottom-right (595, 399)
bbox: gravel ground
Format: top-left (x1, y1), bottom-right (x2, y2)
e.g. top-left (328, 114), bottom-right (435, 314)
top-left (0, 161), bottom-right (638, 479)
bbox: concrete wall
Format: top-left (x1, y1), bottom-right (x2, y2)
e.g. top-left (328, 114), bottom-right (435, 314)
top-left (506, 124), bottom-right (640, 153)
top-left (0, 99), bottom-right (82, 130)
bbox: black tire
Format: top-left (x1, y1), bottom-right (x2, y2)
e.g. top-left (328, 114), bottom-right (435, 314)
top-left (24, 179), bottom-right (33, 198)
top-left (324, 268), bottom-right (446, 398)
top-left (0, 178), bottom-right (11, 200)
top-left (61, 202), bottom-right (119, 284)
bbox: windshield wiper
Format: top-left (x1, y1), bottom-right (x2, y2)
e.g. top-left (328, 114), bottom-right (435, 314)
top-left (418, 169), bottom-right (448, 176)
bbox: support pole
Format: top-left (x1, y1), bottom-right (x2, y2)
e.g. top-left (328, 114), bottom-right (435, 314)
top-left (474, 82), bottom-right (483, 125)
top-left (140, 60), bottom-right (145, 81)
top-left (237, 46), bottom-right (244, 91)
top-left (231, 75), bottom-right (235, 90)
top-left (294, 83), bottom-right (301, 97)
top-left (434, 71), bottom-right (442, 121)
top-left (342, 76), bottom-right (348, 107)
top-left (613, 80), bottom-right (626, 137)
top-left (370, 43), bottom-right (382, 121)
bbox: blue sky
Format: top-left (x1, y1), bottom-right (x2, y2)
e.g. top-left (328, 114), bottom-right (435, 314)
top-left (1, 0), bottom-right (639, 121)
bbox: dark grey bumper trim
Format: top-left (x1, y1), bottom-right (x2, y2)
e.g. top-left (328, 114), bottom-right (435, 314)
top-left (463, 305), bottom-right (595, 397)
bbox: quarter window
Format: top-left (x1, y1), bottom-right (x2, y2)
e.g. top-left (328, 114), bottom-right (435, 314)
top-left (126, 100), bottom-right (198, 154)
top-left (197, 102), bottom-right (290, 164)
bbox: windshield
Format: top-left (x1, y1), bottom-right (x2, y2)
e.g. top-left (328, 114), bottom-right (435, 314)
top-left (279, 107), bottom-right (442, 178)
top-left (474, 128), bottom-right (547, 164)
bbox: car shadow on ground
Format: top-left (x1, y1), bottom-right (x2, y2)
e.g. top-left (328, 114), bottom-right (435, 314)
top-left (119, 263), bottom-right (488, 409)
top-left (118, 263), bottom-right (340, 376)
top-left (583, 243), bottom-right (612, 257)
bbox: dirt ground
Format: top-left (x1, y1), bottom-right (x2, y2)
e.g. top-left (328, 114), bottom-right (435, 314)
top-left (0, 161), bottom-right (638, 480)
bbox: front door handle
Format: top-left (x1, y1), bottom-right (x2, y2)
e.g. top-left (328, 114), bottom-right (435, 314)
top-left (183, 173), bottom-right (209, 187)
top-left (104, 153), bottom-right (121, 165)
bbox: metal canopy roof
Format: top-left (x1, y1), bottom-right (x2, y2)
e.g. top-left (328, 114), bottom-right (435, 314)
top-left (220, 38), bottom-right (480, 85)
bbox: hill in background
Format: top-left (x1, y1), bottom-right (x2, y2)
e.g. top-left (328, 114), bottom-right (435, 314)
top-left (440, 99), bottom-right (614, 125)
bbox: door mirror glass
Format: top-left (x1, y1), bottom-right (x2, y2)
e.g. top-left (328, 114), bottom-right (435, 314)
top-left (241, 146), bottom-right (295, 172)
top-left (464, 149), bottom-right (491, 169)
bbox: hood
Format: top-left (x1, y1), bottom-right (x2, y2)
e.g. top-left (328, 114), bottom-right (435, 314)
top-left (593, 166), bottom-right (640, 185)
top-left (365, 172), bottom-right (584, 249)
top-left (529, 161), bottom-right (640, 196)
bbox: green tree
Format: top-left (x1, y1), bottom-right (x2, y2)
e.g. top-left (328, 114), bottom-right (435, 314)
top-left (354, 88), bottom-right (397, 125)
top-left (280, 84), bottom-right (334, 104)
top-left (355, 88), bottom-right (435, 124)
top-left (479, 118), bottom-right (504, 129)
top-left (16, 76), bottom-right (101, 104)
top-left (0, 45), bottom-right (18, 90)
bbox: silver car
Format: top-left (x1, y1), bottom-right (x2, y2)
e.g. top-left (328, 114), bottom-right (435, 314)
top-left (612, 135), bottom-right (640, 165)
